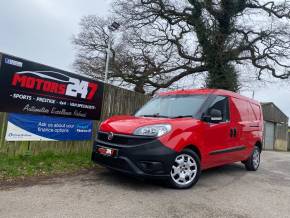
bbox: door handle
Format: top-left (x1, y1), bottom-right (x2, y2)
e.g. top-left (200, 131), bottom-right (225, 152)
top-left (230, 129), bottom-right (234, 137)
top-left (233, 128), bottom-right (237, 137)
top-left (230, 128), bottom-right (237, 138)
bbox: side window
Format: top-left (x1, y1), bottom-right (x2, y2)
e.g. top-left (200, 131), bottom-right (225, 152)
top-left (207, 96), bottom-right (230, 122)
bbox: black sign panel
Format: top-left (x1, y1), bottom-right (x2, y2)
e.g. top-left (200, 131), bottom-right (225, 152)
top-left (0, 53), bottom-right (104, 120)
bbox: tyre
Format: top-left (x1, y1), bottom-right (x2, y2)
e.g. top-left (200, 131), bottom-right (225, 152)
top-left (168, 149), bottom-right (201, 189)
top-left (244, 146), bottom-right (261, 171)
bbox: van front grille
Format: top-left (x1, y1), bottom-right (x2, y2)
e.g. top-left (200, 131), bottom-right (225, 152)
top-left (97, 131), bottom-right (155, 146)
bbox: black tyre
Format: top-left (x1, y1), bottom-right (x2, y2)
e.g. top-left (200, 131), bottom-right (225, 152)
top-left (168, 149), bottom-right (201, 189)
top-left (244, 146), bottom-right (261, 171)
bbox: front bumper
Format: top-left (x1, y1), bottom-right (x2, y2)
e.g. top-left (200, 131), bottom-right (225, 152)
top-left (91, 136), bottom-right (177, 178)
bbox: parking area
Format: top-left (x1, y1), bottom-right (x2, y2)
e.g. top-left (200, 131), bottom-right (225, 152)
top-left (0, 151), bottom-right (290, 218)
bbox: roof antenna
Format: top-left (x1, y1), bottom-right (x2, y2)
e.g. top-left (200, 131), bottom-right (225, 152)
top-left (252, 91), bottom-right (255, 99)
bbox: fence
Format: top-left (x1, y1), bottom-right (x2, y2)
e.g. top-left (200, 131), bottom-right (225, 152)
top-left (0, 84), bottom-right (150, 156)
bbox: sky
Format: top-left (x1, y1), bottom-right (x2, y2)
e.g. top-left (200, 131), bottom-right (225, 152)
top-left (0, 0), bottom-right (290, 118)
top-left (0, 0), bottom-right (112, 70)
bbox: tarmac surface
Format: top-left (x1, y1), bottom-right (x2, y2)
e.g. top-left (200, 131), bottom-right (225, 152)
top-left (0, 151), bottom-right (290, 218)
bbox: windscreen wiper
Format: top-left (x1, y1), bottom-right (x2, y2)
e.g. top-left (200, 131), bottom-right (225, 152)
top-left (140, 114), bottom-right (169, 118)
top-left (171, 115), bottom-right (193, 118)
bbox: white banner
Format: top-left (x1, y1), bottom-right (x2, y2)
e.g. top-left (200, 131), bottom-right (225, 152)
top-left (5, 121), bottom-right (54, 141)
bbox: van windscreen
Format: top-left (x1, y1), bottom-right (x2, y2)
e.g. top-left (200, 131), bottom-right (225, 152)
top-left (135, 95), bottom-right (208, 118)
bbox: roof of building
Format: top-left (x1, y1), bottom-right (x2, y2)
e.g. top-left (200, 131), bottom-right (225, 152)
top-left (261, 102), bottom-right (288, 123)
top-left (261, 102), bottom-right (288, 117)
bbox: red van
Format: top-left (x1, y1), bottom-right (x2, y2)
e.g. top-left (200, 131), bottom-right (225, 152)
top-left (92, 89), bottom-right (263, 189)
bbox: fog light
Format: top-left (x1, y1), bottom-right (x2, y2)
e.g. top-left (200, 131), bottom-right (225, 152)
top-left (140, 161), bottom-right (163, 173)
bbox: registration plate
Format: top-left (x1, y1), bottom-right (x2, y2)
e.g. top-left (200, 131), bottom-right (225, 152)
top-left (97, 146), bottom-right (118, 157)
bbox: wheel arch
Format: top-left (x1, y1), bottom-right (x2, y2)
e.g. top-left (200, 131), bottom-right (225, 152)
top-left (184, 145), bottom-right (202, 160)
top-left (255, 141), bottom-right (263, 152)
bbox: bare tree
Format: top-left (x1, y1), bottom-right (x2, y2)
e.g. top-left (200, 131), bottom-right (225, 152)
top-left (73, 15), bottom-right (206, 94)
top-left (73, 0), bottom-right (290, 94)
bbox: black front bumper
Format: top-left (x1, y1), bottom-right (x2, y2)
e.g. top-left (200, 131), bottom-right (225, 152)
top-left (91, 134), bottom-right (177, 178)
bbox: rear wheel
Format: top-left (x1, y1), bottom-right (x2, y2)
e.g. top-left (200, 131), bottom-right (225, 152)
top-left (168, 149), bottom-right (201, 189)
top-left (244, 146), bottom-right (261, 171)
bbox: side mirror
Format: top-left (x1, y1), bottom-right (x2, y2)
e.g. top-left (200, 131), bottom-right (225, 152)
top-left (209, 109), bottom-right (223, 123)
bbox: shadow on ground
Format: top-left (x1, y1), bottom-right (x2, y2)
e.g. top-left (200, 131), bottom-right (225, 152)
top-left (0, 163), bottom-right (251, 191)
top-left (81, 163), bottom-right (248, 190)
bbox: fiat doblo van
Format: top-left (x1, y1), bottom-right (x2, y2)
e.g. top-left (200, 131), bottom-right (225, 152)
top-left (92, 89), bottom-right (263, 189)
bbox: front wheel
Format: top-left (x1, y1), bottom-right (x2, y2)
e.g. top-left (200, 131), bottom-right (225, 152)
top-left (168, 149), bottom-right (201, 189)
top-left (244, 146), bottom-right (261, 171)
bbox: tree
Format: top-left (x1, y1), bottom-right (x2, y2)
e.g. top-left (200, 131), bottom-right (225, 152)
top-left (73, 16), bottom-right (205, 94)
top-left (73, 0), bottom-right (290, 94)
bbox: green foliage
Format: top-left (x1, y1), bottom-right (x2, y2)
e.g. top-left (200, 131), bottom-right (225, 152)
top-left (0, 152), bottom-right (94, 180)
top-left (206, 64), bottom-right (239, 92)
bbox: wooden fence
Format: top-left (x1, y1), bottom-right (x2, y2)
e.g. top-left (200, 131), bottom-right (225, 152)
top-left (0, 84), bottom-right (150, 156)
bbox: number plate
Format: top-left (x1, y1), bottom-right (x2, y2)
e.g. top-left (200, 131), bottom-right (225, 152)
top-left (97, 146), bottom-right (118, 157)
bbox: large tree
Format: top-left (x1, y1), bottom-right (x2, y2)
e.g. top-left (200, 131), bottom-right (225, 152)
top-left (73, 0), bottom-right (290, 94)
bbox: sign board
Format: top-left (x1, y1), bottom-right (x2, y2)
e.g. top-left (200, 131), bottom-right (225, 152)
top-left (5, 113), bottom-right (93, 141)
top-left (0, 53), bottom-right (104, 120)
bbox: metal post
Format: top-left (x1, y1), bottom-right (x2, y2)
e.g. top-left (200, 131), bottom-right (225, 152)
top-left (104, 30), bottom-right (112, 83)
top-left (104, 22), bottom-right (120, 83)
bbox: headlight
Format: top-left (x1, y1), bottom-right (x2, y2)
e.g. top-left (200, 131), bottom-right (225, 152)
top-left (133, 124), bottom-right (172, 137)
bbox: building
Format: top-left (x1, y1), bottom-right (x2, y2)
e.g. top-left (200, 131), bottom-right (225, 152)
top-left (288, 128), bottom-right (290, 151)
top-left (262, 102), bottom-right (289, 151)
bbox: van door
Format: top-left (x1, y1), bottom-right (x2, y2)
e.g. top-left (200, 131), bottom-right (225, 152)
top-left (203, 96), bottom-right (239, 167)
top-left (230, 98), bottom-right (255, 161)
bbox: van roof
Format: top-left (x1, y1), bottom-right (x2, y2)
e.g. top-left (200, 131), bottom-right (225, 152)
top-left (158, 89), bottom-right (260, 105)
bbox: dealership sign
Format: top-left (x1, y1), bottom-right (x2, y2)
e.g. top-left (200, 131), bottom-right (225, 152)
top-left (0, 53), bottom-right (104, 120)
top-left (5, 113), bottom-right (93, 141)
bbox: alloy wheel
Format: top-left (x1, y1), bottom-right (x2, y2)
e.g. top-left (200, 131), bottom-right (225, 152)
top-left (252, 149), bottom-right (260, 169)
top-left (170, 154), bottom-right (197, 186)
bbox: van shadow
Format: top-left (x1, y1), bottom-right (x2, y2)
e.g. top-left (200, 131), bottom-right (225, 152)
top-left (201, 163), bottom-right (246, 179)
top-left (83, 163), bottom-right (247, 191)
top-left (82, 167), bottom-right (167, 191)
top-left (197, 163), bottom-right (248, 190)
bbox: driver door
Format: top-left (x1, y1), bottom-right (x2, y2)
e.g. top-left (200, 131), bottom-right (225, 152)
top-left (203, 96), bottom-right (237, 168)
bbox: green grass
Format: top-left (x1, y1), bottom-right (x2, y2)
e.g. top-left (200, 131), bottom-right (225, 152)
top-left (0, 152), bottom-right (94, 180)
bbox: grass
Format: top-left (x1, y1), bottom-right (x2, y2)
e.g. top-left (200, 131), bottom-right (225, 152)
top-left (0, 152), bottom-right (94, 180)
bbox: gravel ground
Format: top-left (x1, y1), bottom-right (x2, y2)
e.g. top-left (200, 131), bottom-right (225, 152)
top-left (0, 151), bottom-right (290, 218)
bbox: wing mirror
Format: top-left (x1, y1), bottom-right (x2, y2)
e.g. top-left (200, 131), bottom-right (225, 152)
top-left (209, 109), bottom-right (223, 123)
top-left (202, 109), bottom-right (223, 123)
